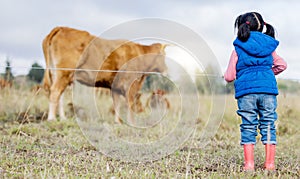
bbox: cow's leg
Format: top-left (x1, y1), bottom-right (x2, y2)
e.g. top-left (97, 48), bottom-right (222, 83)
top-left (127, 105), bottom-right (134, 126)
top-left (126, 77), bottom-right (145, 125)
top-left (59, 92), bottom-right (67, 120)
top-left (115, 103), bottom-right (123, 124)
top-left (112, 92), bottom-right (123, 124)
top-left (48, 99), bottom-right (57, 121)
top-left (48, 76), bottom-right (69, 121)
top-left (126, 91), bottom-right (136, 126)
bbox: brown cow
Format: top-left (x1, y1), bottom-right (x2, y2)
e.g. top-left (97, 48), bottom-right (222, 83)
top-left (42, 27), bottom-right (168, 123)
top-left (0, 78), bottom-right (12, 89)
top-left (146, 89), bottom-right (170, 109)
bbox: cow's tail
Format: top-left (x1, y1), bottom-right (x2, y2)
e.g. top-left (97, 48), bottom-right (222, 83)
top-left (42, 27), bottom-right (61, 92)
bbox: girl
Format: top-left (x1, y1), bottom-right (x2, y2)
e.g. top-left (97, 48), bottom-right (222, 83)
top-left (224, 12), bottom-right (287, 171)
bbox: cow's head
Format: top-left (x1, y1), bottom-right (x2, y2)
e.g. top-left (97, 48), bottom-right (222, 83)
top-left (146, 43), bottom-right (168, 75)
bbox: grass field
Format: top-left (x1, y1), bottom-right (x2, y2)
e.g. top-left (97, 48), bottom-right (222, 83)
top-left (0, 87), bottom-right (299, 178)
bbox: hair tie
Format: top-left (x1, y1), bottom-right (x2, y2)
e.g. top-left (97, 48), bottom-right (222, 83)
top-left (264, 22), bottom-right (267, 25)
top-left (246, 21), bottom-right (250, 25)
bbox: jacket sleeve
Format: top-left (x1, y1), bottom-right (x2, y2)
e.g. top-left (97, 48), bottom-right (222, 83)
top-left (224, 50), bottom-right (238, 82)
top-left (272, 51), bottom-right (287, 75)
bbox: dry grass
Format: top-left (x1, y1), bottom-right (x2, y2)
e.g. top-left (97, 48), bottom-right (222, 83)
top-left (0, 87), bottom-right (299, 178)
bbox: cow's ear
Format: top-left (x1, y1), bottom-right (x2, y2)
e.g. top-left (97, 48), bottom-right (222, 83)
top-left (160, 44), bottom-right (167, 51)
top-left (152, 43), bottom-right (171, 52)
top-left (160, 44), bottom-right (173, 51)
top-left (151, 43), bottom-right (161, 49)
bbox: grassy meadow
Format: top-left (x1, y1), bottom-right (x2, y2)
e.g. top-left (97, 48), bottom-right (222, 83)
top-left (0, 86), bottom-right (299, 178)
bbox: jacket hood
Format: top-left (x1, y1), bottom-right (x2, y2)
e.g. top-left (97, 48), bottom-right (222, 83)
top-left (233, 32), bottom-right (279, 57)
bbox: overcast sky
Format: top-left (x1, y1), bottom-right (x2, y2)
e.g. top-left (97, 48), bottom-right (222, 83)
top-left (0, 0), bottom-right (299, 80)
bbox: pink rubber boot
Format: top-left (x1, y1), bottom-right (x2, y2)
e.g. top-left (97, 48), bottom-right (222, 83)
top-left (264, 144), bottom-right (276, 171)
top-left (243, 144), bottom-right (255, 171)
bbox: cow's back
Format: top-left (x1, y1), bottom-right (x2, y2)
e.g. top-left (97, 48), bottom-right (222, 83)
top-left (75, 38), bottom-right (128, 87)
top-left (75, 40), bottom-right (167, 89)
top-left (43, 27), bottom-right (95, 90)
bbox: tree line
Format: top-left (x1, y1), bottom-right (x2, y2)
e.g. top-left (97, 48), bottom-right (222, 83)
top-left (1, 59), bottom-right (44, 84)
top-left (2, 59), bottom-right (299, 94)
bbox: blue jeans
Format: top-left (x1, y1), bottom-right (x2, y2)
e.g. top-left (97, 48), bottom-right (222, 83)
top-left (237, 94), bottom-right (277, 145)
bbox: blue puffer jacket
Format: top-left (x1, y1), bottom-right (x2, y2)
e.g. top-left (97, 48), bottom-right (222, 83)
top-left (233, 31), bottom-right (279, 98)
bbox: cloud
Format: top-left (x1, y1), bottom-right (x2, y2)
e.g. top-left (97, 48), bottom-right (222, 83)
top-left (0, 0), bottom-right (299, 79)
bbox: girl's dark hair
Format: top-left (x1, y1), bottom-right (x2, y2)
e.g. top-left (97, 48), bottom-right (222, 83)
top-left (234, 12), bottom-right (275, 42)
